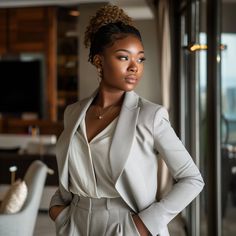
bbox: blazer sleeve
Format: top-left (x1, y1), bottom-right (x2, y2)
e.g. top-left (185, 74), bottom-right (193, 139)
top-left (49, 104), bottom-right (75, 210)
top-left (138, 106), bottom-right (204, 235)
top-left (49, 184), bottom-right (73, 209)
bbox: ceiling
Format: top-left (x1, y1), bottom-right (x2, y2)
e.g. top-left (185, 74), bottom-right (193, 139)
top-left (0, 0), bottom-right (155, 19)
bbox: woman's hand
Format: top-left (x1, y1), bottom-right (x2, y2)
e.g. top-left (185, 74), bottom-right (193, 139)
top-left (49, 205), bottom-right (67, 221)
top-left (132, 214), bottom-right (150, 236)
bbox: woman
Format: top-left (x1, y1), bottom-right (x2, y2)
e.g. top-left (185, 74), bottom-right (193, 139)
top-left (49, 4), bottom-right (204, 236)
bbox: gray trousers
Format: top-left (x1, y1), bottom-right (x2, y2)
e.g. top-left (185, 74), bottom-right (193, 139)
top-left (54, 195), bottom-right (140, 236)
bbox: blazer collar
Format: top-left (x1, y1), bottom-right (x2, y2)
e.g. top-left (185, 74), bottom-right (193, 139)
top-left (69, 89), bottom-right (139, 136)
top-left (69, 89), bottom-right (98, 137)
top-left (58, 90), bottom-right (97, 191)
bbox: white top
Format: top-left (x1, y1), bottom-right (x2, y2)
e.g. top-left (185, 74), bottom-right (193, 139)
top-left (68, 116), bottom-right (120, 198)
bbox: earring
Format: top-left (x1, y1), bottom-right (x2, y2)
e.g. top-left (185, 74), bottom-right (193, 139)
top-left (97, 67), bottom-right (102, 83)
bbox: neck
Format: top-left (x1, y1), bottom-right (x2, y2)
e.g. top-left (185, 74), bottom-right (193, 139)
top-left (94, 87), bottom-right (125, 108)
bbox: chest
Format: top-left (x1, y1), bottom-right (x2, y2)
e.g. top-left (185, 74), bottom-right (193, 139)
top-left (85, 105), bottom-right (121, 143)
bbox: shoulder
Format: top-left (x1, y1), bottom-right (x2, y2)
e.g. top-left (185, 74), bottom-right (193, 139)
top-left (63, 96), bottom-right (91, 123)
top-left (138, 95), bottom-right (162, 110)
top-left (64, 101), bottom-right (80, 114)
top-left (129, 92), bottom-right (169, 126)
top-left (136, 94), bottom-right (168, 119)
top-left (63, 101), bottom-right (80, 119)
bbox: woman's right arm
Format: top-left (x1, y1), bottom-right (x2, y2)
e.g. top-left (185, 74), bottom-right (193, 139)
top-left (49, 205), bottom-right (67, 221)
top-left (49, 104), bottom-right (76, 221)
top-left (49, 187), bottom-right (73, 221)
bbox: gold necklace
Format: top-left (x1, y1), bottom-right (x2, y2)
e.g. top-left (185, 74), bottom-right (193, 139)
top-left (96, 105), bottom-right (114, 119)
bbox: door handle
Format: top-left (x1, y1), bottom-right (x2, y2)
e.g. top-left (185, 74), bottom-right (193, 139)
top-left (183, 44), bottom-right (227, 52)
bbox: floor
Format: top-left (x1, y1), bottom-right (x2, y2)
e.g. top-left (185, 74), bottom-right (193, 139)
top-left (34, 211), bottom-right (55, 236)
top-left (34, 211), bottom-right (187, 236)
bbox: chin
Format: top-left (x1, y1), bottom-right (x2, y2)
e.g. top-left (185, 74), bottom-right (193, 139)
top-left (124, 87), bottom-right (135, 92)
top-left (123, 84), bottom-right (137, 92)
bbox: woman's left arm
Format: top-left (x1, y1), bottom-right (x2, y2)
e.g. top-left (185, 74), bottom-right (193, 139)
top-left (138, 106), bottom-right (205, 236)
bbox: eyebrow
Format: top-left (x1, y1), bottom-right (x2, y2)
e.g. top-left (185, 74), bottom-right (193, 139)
top-left (114, 49), bottom-right (145, 54)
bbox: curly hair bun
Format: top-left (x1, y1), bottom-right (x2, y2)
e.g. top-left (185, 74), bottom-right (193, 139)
top-left (84, 4), bottom-right (134, 48)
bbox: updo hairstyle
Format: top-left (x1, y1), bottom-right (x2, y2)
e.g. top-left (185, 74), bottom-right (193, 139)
top-left (84, 4), bottom-right (143, 64)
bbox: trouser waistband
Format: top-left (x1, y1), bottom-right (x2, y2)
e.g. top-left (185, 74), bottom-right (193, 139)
top-left (72, 195), bottom-right (130, 211)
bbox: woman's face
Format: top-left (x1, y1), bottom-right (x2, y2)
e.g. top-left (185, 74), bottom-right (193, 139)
top-left (99, 35), bottom-right (145, 92)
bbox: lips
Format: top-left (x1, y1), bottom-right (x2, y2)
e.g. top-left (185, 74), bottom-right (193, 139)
top-left (124, 75), bottom-right (138, 84)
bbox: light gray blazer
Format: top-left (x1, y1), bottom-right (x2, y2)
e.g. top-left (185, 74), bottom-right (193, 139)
top-left (50, 90), bottom-right (204, 236)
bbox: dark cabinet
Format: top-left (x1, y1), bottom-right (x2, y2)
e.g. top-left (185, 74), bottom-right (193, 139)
top-left (0, 7), bottom-right (57, 121)
top-left (8, 7), bottom-right (49, 52)
top-left (0, 6), bottom-right (79, 121)
top-left (57, 7), bottom-right (79, 120)
top-left (0, 9), bottom-right (7, 54)
top-left (0, 7), bottom-right (52, 53)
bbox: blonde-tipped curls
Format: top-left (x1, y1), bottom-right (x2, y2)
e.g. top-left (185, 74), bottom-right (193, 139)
top-left (84, 4), bottom-right (134, 48)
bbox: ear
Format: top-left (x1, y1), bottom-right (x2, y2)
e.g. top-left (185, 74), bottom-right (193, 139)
top-left (93, 54), bottom-right (102, 68)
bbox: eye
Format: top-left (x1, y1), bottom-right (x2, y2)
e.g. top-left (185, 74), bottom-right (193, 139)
top-left (117, 56), bottom-right (128, 61)
top-left (137, 57), bottom-right (146, 63)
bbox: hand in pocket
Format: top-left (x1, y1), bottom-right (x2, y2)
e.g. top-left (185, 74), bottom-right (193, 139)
top-left (131, 214), bottom-right (150, 236)
top-left (49, 205), bottom-right (67, 221)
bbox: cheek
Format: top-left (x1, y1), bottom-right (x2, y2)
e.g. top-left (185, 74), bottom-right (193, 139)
top-left (138, 64), bottom-right (144, 76)
top-left (103, 61), bottom-right (126, 77)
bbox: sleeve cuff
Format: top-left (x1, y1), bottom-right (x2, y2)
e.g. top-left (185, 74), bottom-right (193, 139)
top-left (138, 202), bottom-right (168, 236)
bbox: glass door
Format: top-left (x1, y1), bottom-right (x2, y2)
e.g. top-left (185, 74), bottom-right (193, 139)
top-left (176, 1), bottom-right (203, 236)
top-left (176, 0), bottom-right (236, 235)
top-left (221, 1), bottom-right (236, 235)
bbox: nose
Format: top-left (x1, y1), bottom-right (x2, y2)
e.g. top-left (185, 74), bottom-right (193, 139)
top-left (128, 60), bottom-right (138, 73)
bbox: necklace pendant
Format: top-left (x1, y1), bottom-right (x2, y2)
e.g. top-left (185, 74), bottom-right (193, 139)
top-left (98, 115), bottom-right (103, 119)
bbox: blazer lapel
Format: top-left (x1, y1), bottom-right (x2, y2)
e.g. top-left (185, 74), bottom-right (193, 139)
top-left (109, 91), bottom-right (140, 183)
top-left (58, 90), bottom-right (98, 190)
top-left (64, 89), bottom-right (98, 143)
